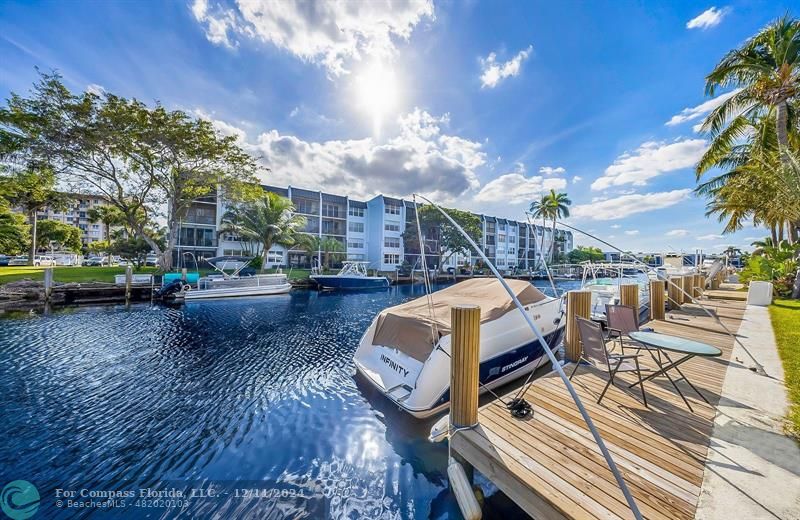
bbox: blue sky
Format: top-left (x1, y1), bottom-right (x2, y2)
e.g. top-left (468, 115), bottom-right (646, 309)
top-left (0, 0), bottom-right (791, 253)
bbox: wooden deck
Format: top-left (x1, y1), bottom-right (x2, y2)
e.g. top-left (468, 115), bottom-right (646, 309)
top-left (450, 296), bottom-right (748, 520)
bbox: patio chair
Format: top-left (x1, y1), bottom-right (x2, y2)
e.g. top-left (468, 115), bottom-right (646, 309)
top-left (606, 304), bottom-right (659, 362)
top-left (569, 317), bottom-right (648, 407)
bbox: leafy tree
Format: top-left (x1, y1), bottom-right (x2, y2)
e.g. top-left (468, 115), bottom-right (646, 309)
top-left (0, 168), bottom-right (67, 263)
top-left (87, 240), bottom-right (110, 256)
top-left (568, 245), bottom-right (605, 264)
top-left (35, 219), bottom-right (82, 252)
top-left (402, 205), bottom-right (482, 271)
top-left (0, 201), bottom-right (29, 255)
top-left (218, 191), bottom-right (307, 272)
top-left (110, 226), bottom-right (165, 269)
top-left (0, 71), bottom-right (260, 270)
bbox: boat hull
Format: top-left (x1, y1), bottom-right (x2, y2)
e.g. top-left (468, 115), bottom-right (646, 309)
top-left (353, 297), bottom-right (565, 419)
top-left (184, 283), bottom-right (292, 300)
top-left (311, 275), bottom-right (390, 290)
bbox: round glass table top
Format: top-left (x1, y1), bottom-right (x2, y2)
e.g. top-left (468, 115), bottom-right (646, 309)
top-left (629, 331), bottom-right (722, 357)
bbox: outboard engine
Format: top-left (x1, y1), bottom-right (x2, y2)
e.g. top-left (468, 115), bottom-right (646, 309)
top-left (155, 279), bottom-right (185, 299)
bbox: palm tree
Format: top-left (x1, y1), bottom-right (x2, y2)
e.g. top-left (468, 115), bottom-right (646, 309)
top-left (218, 191), bottom-right (307, 272)
top-left (529, 194), bottom-right (550, 269)
top-left (543, 190), bottom-right (572, 263)
top-left (701, 15), bottom-right (799, 162)
top-left (300, 235), bottom-right (345, 270)
top-left (87, 205), bottom-right (124, 243)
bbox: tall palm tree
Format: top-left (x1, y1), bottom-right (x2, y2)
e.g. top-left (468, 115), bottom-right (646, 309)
top-left (219, 191), bottom-right (307, 272)
top-left (529, 194), bottom-right (550, 269)
top-left (300, 235), bottom-right (345, 270)
top-left (543, 190), bottom-right (572, 263)
top-left (87, 205), bottom-right (126, 265)
top-left (702, 15), bottom-right (799, 162)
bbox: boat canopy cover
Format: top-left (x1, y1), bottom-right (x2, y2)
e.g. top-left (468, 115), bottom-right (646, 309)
top-left (372, 278), bottom-right (546, 362)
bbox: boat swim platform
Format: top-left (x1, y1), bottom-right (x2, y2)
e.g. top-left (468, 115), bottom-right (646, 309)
top-left (450, 296), bottom-right (748, 520)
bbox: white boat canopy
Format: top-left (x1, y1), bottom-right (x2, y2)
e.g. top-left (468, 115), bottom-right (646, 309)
top-left (372, 278), bottom-right (547, 362)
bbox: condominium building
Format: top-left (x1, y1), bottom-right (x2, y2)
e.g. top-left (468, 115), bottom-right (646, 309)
top-left (33, 193), bottom-right (114, 246)
top-left (176, 184), bottom-right (573, 272)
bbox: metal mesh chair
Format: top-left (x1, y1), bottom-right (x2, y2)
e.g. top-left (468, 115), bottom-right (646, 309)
top-left (569, 317), bottom-right (647, 407)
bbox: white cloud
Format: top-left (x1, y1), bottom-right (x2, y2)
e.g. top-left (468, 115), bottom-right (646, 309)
top-left (191, 0), bottom-right (435, 75)
top-left (591, 139), bottom-right (707, 191)
top-left (571, 189), bottom-right (692, 220)
top-left (666, 89), bottom-right (741, 127)
top-left (242, 108), bottom-right (484, 200)
top-left (475, 163), bottom-right (567, 204)
top-left (624, 230), bottom-right (640, 236)
top-left (480, 45), bottom-right (533, 89)
top-left (610, 224), bottom-right (621, 229)
top-left (697, 233), bottom-right (724, 240)
top-left (666, 229), bottom-right (689, 237)
top-left (538, 166), bottom-right (565, 176)
top-left (686, 7), bottom-right (730, 30)
top-left (572, 175), bottom-right (582, 184)
top-left (193, 109), bottom-right (247, 142)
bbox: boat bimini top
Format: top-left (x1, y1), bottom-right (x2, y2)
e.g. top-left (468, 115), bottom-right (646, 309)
top-left (372, 278), bottom-right (547, 362)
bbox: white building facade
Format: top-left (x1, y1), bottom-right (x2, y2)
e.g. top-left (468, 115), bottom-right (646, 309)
top-left (178, 184), bottom-right (573, 272)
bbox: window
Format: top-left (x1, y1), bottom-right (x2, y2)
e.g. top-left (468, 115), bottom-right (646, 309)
top-left (347, 239), bottom-right (364, 249)
top-left (348, 206), bottom-right (364, 217)
top-left (383, 253), bottom-right (400, 265)
top-left (223, 248), bottom-right (242, 256)
top-left (92, 224), bottom-right (99, 230)
top-left (384, 223), bottom-right (400, 232)
top-left (385, 204), bottom-right (401, 215)
top-left (267, 250), bottom-right (284, 264)
top-left (384, 237), bottom-right (400, 248)
top-left (509, 247), bottom-right (516, 255)
top-left (222, 233), bottom-right (241, 242)
top-left (348, 254), bottom-right (365, 261)
top-left (294, 198), bottom-right (318, 215)
top-left (348, 222), bottom-right (364, 233)
top-left (322, 203), bottom-right (343, 218)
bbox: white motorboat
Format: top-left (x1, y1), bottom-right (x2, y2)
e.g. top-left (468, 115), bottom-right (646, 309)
top-left (183, 256), bottom-right (292, 300)
top-left (579, 262), bottom-right (652, 322)
top-left (353, 278), bottom-right (565, 419)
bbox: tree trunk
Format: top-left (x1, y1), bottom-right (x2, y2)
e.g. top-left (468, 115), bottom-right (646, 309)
top-left (775, 101), bottom-right (789, 166)
top-left (539, 218), bottom-right (546, 269)
top-left (28, 210), bottom-right (37, 266)
top-left (771, 224), bottom-right (778, 244)
top-left (778, 222), bottom-right (785, 242)
top-left (792, 261), bottom-right (800, 299)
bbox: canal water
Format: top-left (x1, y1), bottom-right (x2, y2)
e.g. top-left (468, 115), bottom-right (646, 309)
top-left (0, 281), bottom-right (577, 519)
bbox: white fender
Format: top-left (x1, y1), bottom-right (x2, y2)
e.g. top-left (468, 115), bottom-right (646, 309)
top-left (448, 458), bottom-right (482, 520)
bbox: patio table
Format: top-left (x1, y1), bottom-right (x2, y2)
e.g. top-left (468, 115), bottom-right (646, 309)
top-left (626, 331), bottom-right (722, 412)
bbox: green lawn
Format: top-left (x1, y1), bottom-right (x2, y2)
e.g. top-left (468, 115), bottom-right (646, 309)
top-left (263, 267), bottom-right (311, 280)
top-left (0, 266), bottom-right (158, 285)
top-left (770, 299), bottom-right (800, 438)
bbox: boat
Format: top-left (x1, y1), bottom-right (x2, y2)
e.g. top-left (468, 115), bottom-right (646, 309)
top-left (579, 262), bottom-right (652, 323)
top-left (353, 278), bottom-right (565, 418)
top-left (183, 256), bottom-right (292, 300)
top-left (311, 261), bottom-right (390, 290)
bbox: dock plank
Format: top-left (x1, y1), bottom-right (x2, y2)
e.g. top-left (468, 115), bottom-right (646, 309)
top-left (450, 296), bottom-right (746, 519)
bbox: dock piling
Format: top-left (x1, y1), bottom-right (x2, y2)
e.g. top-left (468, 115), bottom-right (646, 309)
top-left (668, 276), bottom-right (683, 309)
top-left (450, 304), bottom-right (481, 428)
top-left (565, 290), bottom-right (591, 362)
top-left (693, 274), bottom-right (704, 298)
top-left (43, 267), bottom-right (53, 301)
top-left (649, 280), bottom-right (666, 321)
top-left (125, 265), bottom-right (133, 302)
top-left (682, 275), bottom-right (694, 303)
top-left (619, 284), bottom-right (639, 316)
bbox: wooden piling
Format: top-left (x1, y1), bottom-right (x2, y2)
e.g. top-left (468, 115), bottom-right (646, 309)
top-left (125, 265), bottom-right (133, 301)
top-left (565, 291), bottom-right (591, 363)
top-left (693, 274), bottom-right (704, 299)
top-left (619, 284), bottom-right (639, 316)
top-left (450, 304), bottom-right (481, 428)
top-left (43, 267), bottom-right (54, 301)
top-left (649, 280), bottom-right (666, 321)
top-left (668, 276), bottom-right (683, 310)
top-left (682, 275), bottom-right (694, 303)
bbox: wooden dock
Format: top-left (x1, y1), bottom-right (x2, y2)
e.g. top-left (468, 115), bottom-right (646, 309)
top-left (450, 295), bottom-right (747, 520)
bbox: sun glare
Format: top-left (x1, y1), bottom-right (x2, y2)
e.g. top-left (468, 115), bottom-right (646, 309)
top-left (355, 61), bottom-right (399, 137)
